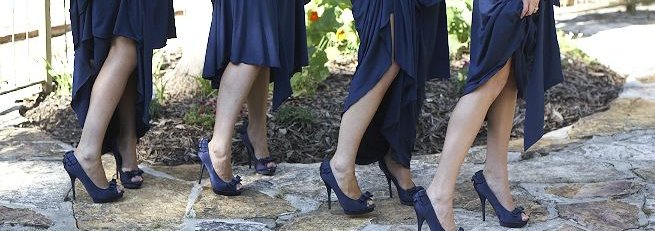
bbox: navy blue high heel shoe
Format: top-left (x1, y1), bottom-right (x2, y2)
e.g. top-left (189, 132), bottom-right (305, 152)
top-left (319, 159), bottom-right (375, 215)
top-left (239, 122), bottom-right (276, 176)
top-left (111, 146), bottom-right (144, 189)
top-left (197, 138), bottom-right (243, 196)
top-left (62, 151), bottom-right (123, 203)
top-left (378, 160), bottom-right (423, 206)
top-left (472, 170), bottom-right (528, 228)
top-left (413, 189), bottom-right (463, 231)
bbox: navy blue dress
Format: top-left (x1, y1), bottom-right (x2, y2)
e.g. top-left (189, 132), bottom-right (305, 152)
top-left (70, 0), bottom-right (176, 152)
top-left (351, 0), bottom-right (450, 168)
top-left (202, 0), bottom-right (310, 110)
top-left (466, 0), bottom-right (563, 150)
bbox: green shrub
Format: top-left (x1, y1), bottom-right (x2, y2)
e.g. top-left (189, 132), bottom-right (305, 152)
top-left (45, 58), bottom-right (72, 95)
top-left (183, 104), bottom-right (215, 129)
top-left (150, 98), bottom-right (162, 119)
top-left (152, 51), bottom-right (169, 102)
top-left (293, 0), bottom-right (357, 97)
top-left (446, 0), bottom-right (473, 59)
top-left (193, 75), bottom-right (216, 99)
top-left (275, 105), bottom-right (317, 126)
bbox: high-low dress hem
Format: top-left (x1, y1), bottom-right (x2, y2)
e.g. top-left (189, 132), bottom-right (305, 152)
top-left (464, 0), bottom-right (563, 150)
top-left (202, 0), bottom-right (309, 110)
top-left (350, 0), bottom-right (450, 168)
top-left (70, 0), bottom-right (176, 152)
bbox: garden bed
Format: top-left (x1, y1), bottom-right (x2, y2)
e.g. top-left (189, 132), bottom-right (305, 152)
top-left (21, 53), bottom-right (624, 166)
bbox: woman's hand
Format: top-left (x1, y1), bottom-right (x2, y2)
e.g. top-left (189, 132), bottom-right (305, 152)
top-left (521, 0), bottom-right (540, 18)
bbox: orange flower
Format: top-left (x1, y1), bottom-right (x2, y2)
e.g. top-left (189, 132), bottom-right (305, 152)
top-left (309, 11), bottom-right (319, 22)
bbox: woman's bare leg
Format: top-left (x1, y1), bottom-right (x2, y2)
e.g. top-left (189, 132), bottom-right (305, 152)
top-left (425, 60), bottom-right (513, 230)
top-left (330, 14), bottom-right (400, 201)
top-left (330, 63), bottom-right (400, 200)
top-left (483, 70), bottom-right (528, 221)
top-left (74, 36), bottom-right (137, 192)
top-left (208, 63), bottom-right (262, 188)
top-left (245, 68), bottom-right (275, 168)
top-left (115, 74), bottom-right (142, 183)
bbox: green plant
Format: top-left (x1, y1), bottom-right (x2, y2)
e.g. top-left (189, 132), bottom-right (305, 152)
top-left (275, 105), bottom-right (317, 126)
top-left (152, 51), bottom-right (169, 102)
top-left (195, 75), bottom-right (216, 98)
top-left (45, 58), bottom-right (72, 95)
top-left (292, 0), bottom-right (357, 97)
top-left (446, 0), bottom-right (473, 59)
top-left (150, 97), bottom-right (162, 119)
top-left (183, 104), bottom-right (215, 129)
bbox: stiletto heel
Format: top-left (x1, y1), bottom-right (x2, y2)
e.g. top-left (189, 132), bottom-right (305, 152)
top-left (478, 192), bottom-right (487, 221)
top-left (416, 211), bottom-right (424, 230)
top-left (69, 174), bottom-right (77, 200)
top-left (386, 177), bottom-right (393, 198)
top-left (319, 159), bottom-right (375, 215)
top-left (240, 122), bottom-right (276, 175)
top-left (197, 138), bottom-right (243, 196)
top-left (326, 185), bottom-right (332, 209)
top-left (111, 145), bottom-right (144, 189)
top-left (62, 151), bottom-right (123, 203)
top-left (413, 189), bottom-right (464, 231)
top-left (248, 153), bottom-right (252, 169)
top-left (198, 165), bottom-right (205, 184)
top-left (378, 160), bottom-right (423, 206)
top-left (472, 170), bottom-right (528, 228)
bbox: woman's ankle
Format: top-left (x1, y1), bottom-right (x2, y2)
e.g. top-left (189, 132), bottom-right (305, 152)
top-left (74, 147), bottom-right (101, 163)
top-left (208, 139), bottom-right (231, 159)
top-left (383, 156), bottom-right (415, 189)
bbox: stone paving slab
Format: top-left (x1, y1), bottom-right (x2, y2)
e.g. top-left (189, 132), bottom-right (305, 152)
top-left (1, 125), bottom-right (654, 230)
top-left (0, 128), bottom-right (77, 230)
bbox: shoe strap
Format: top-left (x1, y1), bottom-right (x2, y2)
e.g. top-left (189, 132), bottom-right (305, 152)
top-left (255, 156), bottom-right (277, 170)
top-left (512, 206), bottom-right (526, 216)
top-left (229, 175), bottom-right (242, 186)
top-left (359, 191), bottom-right (374, 203)
top-left (121, 168), bottom-right (145, 182)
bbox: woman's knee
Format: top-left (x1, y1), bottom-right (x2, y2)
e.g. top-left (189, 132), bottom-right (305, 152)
top-left (111, 36), bottom-right (136, 56)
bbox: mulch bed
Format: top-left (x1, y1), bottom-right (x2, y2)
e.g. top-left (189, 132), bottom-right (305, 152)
top-left (21, 54), bottom-right (624, 166)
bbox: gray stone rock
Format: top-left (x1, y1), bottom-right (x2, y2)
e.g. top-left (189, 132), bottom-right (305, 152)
top-left (545, 180), bottom-right (641, 199)
top-left (193, 188), bottom-right (296, 220)
top-left (635, 168), bottom-right (655, 184)
top-left (454, 182), bottom-right (549, 222)
top-left (278, 206), bottom-right (373, 231)
top-left (508, 154), bottom-right (631, 183)
top-left (557, 200), bottom-right (640, 230)
top-left (637, 74), bottom-right (655, 84)
top-left (568, 99), bottom-right (655, 139)
top-left (196, 220), bottom-right (270, 231)
top-left (0, 161), bottom-right (70, 210)
top-left (73, 164), bottom-right (191, 230)
top-left (553, 223), bottom-right (586, 231)
top-left (0, 206), bottom-right (53, 229)
top-left (0, 127), bottom-right (72, 161)
top-left (150, 164), bottom-right (203, 182)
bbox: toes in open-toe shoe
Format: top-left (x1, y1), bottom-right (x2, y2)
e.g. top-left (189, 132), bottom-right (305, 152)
top-left (320, 159), bottom-right (375, 215)
top-left (111, 146), bottom-right (144, 189)
top-left (240, 122), bottom-right (277, 175)
top-left (197, 138), bottom-right (243, 196)
top-left (63, 151), bottom-right (124, 203)
top-left (378, 160), bottom-right (423, 206)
